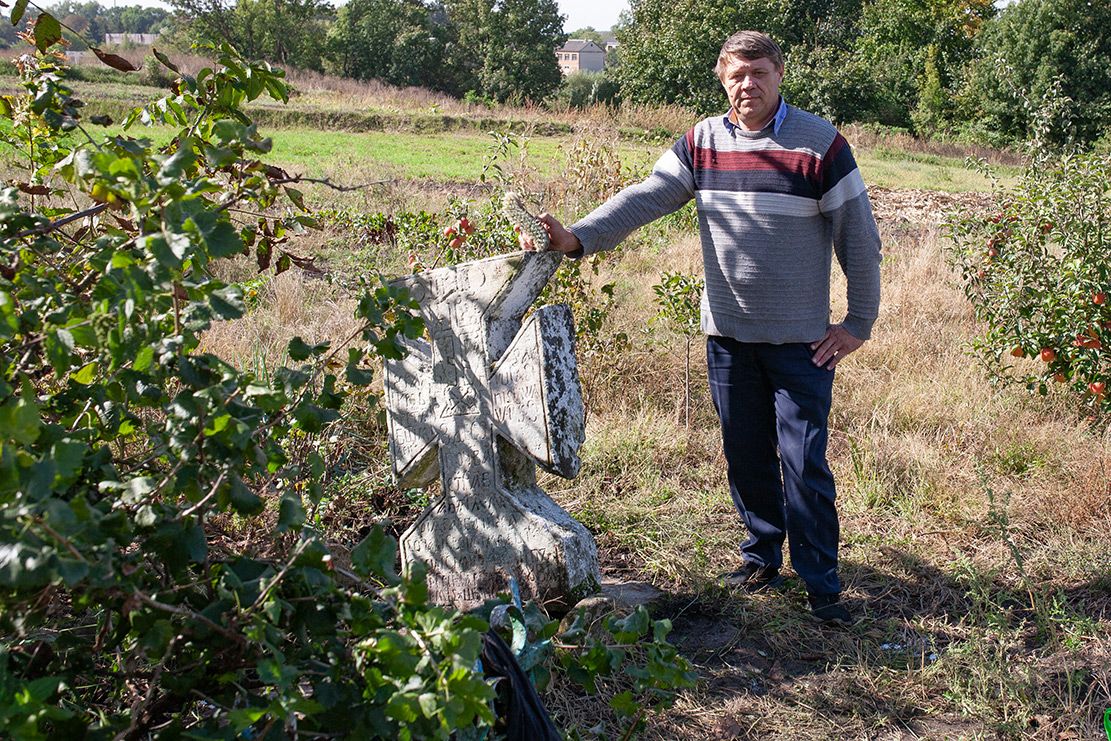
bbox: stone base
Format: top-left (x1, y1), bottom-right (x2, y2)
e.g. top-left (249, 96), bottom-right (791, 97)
top-left (400, 484), bottom-right (600, 612)
top-left (601, 577), bottom-right (666, 611)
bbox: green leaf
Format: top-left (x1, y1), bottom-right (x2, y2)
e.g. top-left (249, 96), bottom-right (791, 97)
top-left (11, 0), bottom-right (29, 27)
top-left (0, 291), bottom-right (19, 336)
top-left (256, 240), bottom-right (272, 271)
top-left (144, 234), bottom-right (183, 269)
top-left (51, 440), bottom-right (85, 487)
top-left (71, 361), bottom-right (97, 384)
top-left (610, 606), bottom-right (650, 643)
top-left (180, 521), bottom-right (207, 563)
top-left (228, 706), bottom-right (268, 731)
top-left (293, 403), bottom-right (330, 433)
top-left (400, 560), bottom-right (427, 605)
top-left (609, 690), bottom-right (638, 716)
top-left (287, 336), bottom-right (312, 361)
top-left (284, 186), bottom-right (305, 210)
top-left (288, 336), bottom-right (328, 362)
top-left (67, 323), bottom-right (97, 347)
top-left (204, 414), bottom-right (231, 436)
top-left (151, 47), bottom-right (180, 73)
top-left (45, 328), bottom-right (75, 373)
top-left (157, 140), bottom-right (195, 184)
top-left (0, 543), bottom-right (52, 588)
top-left (276, 492), bottom-right (304, 532)
top-left (122, 476), bottom-right (155, 504)
top-left (351, 526), bottom-right (398, 583)
top-left (208, 285), bottom-right (244, 320)
top-left (56, 557), bottom-right (88, 586)
top-left (0, 394), bottom-right (41, 445)
top-left (139, 620), bottom-right (173, 658)
top-left (205, 219), bottom-right (241, 258)
top-left (509, 609), bottom-right (527, 654)
top-left (136, 505), bottom-right (157, 527)
top-left (346, 358), bottom-right (374, 386)
top-left (417, 692), bottom-right (439, 719)
top-left (228, 477), bottom-right (263, 515)
top-left (33, 12), bottom-right (62, 52)
top-left (21, 676), bottom-right (66, 704)
top-left (133, 345), bottom-right (154, 372)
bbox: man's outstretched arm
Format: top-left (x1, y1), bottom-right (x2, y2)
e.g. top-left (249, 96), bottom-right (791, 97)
top-left (519, 133), bottom-right (697, 257)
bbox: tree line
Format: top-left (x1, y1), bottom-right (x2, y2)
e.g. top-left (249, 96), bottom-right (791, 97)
top-left (157, 0), bottom-right (567, 104)
top-left (25, 0), bottom-right (1111, 146)
top-left (615, 0), bottom-right (1110, 146)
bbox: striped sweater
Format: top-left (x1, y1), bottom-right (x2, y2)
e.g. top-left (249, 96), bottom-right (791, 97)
top-left (569, 102), bottom-right (882, 343)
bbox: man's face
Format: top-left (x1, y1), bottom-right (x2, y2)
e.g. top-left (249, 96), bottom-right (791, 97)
top-left (719, 55), bottom-right (784, 130)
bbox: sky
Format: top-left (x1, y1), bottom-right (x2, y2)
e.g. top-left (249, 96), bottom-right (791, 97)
top-left (558, 0), bottom-right (628, 33)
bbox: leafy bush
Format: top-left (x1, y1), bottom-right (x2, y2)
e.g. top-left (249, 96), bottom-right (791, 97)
top-left (558, 70), bottom-right (621, 109)
top-left (946, 152), bottom-right (1111, 413)
top-left (0, 24), bottom-right (509, 737)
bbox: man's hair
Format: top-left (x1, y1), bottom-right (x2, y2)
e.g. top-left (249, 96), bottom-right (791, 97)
top-left (714, 31), bottom-right (784, 77)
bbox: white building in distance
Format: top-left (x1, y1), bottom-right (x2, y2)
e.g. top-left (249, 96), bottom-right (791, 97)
top-left (556, 39), bottom-right (606, 75)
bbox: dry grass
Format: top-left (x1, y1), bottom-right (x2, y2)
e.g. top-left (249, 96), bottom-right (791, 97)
top-left (199, 256), bottom-right (358, 373)
top-left (529, 203), bottom-right (1111, 739)
top-left (843, 123), bottom-right (1025, 168)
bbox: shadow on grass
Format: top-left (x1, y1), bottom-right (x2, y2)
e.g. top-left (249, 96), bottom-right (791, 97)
top-left (639, 547), bottom-right (1111, 739)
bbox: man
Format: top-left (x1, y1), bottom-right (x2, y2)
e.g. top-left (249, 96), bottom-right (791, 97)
top-left (519, 31), bottom-right (881, 624)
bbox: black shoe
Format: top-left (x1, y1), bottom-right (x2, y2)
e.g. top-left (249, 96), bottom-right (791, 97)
top-left (809, 593), bottom-right (851, 625)
top-left (719, 562), bottom-right (784, 592)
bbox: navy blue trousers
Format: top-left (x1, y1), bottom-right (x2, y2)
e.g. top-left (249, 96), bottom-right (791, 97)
top-left (706, 336), bottom-right (840, 596)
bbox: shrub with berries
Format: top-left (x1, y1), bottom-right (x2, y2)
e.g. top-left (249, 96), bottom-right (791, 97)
top-left (946, 152), bottom-right (1110, 414)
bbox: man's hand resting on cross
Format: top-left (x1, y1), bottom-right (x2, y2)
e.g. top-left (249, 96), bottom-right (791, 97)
top-left (516, 214), bottom-right (582, 255)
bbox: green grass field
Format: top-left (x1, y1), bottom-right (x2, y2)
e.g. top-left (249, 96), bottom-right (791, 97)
top-left (87, 121), bottom-right (1004, 192)
top-left (4, 72), bottom-right (1015, 191)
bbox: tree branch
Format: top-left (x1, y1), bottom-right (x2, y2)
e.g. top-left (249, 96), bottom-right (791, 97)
top-left (272, 175), bottom-right (394, 192)
top-left (133, 591), bottom-right (245, 645)
top-left (9, 203), bottom-right (109, 241)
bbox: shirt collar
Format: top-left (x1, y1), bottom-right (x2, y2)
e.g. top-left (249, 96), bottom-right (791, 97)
top-left (724, 97), bottom-right (788, 135)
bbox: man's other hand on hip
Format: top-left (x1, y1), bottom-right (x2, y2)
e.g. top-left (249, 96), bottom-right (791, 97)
top-left (810, 324), bottom-right (864, 369)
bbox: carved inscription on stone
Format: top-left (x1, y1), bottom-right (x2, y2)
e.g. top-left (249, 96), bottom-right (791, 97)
top-left (382, 251), bottom-right (599, 610)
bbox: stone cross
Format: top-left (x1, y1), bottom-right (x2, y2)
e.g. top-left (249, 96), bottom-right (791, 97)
top-left (382, 251), bottom-right (600, 610)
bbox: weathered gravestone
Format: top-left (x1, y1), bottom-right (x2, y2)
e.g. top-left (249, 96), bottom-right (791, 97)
top-left (383, 251), bottom-right (601, 610)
